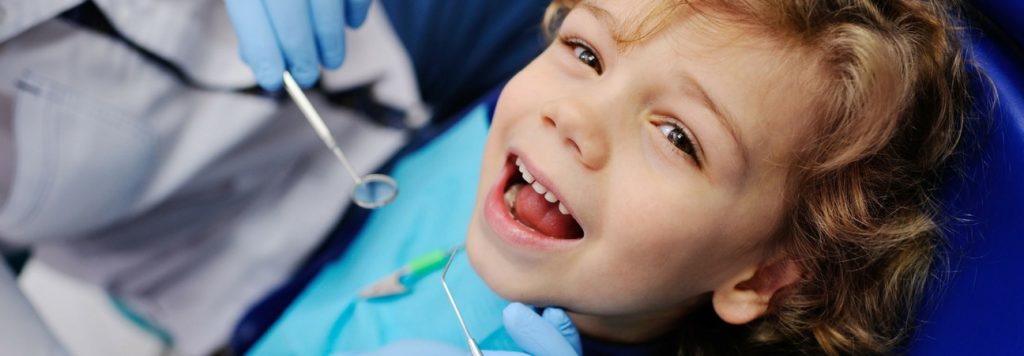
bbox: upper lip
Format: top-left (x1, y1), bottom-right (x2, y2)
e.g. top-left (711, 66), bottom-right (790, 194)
top-left (509, 149), bottom-right (577, 220)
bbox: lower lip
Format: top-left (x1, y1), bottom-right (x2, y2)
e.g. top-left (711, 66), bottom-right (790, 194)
top-left (482, 157), bottom-right (583, 252)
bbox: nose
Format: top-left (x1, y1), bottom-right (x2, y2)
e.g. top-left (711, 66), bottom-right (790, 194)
top-left (540, 97), bottom-right (611, 169)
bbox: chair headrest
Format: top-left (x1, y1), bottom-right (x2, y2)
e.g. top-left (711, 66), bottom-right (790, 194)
top-left (909, 4), bottom-right (1024, 354)
top-left (971, 0), bottom-right (1024, 47)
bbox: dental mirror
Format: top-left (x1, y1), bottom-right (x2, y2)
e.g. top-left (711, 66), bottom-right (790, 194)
top-left (441, 245), bottom-right (484, 356)
top-left (282, 72), bottom-right (399, 209)
top-left (352, 174), bottom-right (398, 209)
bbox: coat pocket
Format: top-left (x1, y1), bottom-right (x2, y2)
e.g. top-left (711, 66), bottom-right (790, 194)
top-left (0, 71), bottom-right (157, 242)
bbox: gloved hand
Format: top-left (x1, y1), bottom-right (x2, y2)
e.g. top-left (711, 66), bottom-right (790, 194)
top-left (333, 303), bottom-right (582, 355)
top-left (501, 302), bottom-right (581, 355)
top-left (224, 0), bottom-right (373, 90)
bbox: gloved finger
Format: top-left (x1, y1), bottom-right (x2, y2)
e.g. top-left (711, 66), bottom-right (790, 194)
top-left (503, 303), bottom-right (579, 356)
top-left (264, 0), bottom-right (320, 87)
top-left (345, 0), bottom-right (373, 28)
top-left (542, 308), bottom-right (582, 356)
top-left (310, 0), bottom-right (346, 69)
top-left (224, 0), bottom-right (285, 90)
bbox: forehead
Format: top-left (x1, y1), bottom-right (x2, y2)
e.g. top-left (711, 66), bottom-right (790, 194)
top-left (574, 0), bottom-right (764, 50)
top-left (573, 0), bottom-right (676, 50)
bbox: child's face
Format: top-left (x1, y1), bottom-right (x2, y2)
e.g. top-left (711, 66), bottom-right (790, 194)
top-left (467, 0), bottom-right (820, 341)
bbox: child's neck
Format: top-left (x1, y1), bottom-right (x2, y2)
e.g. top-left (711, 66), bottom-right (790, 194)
top-left (567, 302), bottom-right (695, 344)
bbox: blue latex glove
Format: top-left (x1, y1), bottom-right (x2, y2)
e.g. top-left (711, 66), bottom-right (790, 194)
top-left (333, 303), bottom-right (582, 355)
top-left (224, 0), bottom-right (373, 90)
top-left (501, 302), bottom-right (581, 355)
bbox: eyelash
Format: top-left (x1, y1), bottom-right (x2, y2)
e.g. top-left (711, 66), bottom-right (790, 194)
top-left (657, 122), bottom-right (703, 166)
top-left (560, 37), bottom-right (604, 74)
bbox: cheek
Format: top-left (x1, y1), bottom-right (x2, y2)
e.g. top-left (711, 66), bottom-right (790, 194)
top-left (494, 69), bottom-right (544, 120)
top-left (604, 207), bottom-right (722, 279)
top-left (571, 233), bottom-right (717, 314)
top-left (491, 52), bottom-right (566, 127)
top-left (482, 68), bottom-right (542, 168)
top-left (594, 176), bottom-right (754, 290)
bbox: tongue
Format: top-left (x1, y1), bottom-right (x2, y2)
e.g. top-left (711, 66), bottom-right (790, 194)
top-left (513, 185), bottom-right (583, 239)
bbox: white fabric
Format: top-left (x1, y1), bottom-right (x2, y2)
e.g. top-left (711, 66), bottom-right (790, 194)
top-left (0, 0), bottom-right (83, 43)
top-left (0, 261), bottom-right (69, 356)
top-left (0, 0), bottom-right (421, 354)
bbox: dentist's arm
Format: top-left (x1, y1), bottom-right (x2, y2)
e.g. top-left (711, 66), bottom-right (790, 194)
top-left (224, 0), bottom-right (373, 91)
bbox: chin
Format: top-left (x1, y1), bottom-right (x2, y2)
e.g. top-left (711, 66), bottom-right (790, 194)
top-left (466, 215), bottom-right (525, 300)
top-left (465, 215), bottom-right (558, 306)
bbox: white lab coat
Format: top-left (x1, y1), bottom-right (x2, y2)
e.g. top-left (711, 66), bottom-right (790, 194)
top-left (0, 0), bottom-right (424, 354)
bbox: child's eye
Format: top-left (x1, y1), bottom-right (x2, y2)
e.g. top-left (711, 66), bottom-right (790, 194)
top-left (562, 38), bottom-right (604, 74)
top-left (658, 122), bottom-right (702, 165)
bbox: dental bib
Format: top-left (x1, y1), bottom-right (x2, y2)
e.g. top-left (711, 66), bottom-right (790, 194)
top-left (248, 106), bottom-right (519, 354)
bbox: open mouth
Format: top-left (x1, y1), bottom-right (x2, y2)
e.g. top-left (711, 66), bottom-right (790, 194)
top-left (500, 155), bottom-right (584, 240)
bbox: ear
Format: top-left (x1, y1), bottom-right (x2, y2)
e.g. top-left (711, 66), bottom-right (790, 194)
top-left (711, 258), bottom-right (801, 325)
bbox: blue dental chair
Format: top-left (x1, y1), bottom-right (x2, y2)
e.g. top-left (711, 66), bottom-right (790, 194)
top-left (908, 2), bottom-right (1024, 354)
top-left (229, 1), bottom-right (1024, 354)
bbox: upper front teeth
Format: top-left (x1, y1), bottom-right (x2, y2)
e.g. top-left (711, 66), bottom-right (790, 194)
top-left (516, 157), bottom-right (570, 215)
top-left (521, 169), bottom-right (535, 184)
top-left (517, 158), bottom-right (535, 184)
top-left (531, 182), bottom-right (546, 194)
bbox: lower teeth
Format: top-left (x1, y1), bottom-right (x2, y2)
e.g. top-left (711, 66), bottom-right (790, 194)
top-left (504, 183), bottom-right (523, 212)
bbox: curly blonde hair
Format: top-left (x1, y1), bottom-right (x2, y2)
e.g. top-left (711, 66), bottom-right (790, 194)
top-left (543, 0), bottom-right (973, 354)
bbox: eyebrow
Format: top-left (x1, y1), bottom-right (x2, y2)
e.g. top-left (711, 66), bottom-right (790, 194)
top-left (578, 2), bottom-right (616, 27)
top-left (685, 73), bottom-right (749, 169)
top-left (577, 2), bottom-right (622, 45)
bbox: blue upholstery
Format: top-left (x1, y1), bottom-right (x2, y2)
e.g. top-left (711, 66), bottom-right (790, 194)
top-left (971, 0), bottom-right (1024, 47)
top-left (909, 3), bottom-right (1024, 354)
top-left (379, 0), bottom-right (549, 120)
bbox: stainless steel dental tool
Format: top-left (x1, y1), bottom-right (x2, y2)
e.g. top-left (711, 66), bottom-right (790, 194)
top-left (282, 72), bottom-right (398, 209)
top-left (441, 245), bottom-right (484, 356)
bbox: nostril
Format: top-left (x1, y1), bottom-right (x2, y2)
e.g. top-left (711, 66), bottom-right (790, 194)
top-left (566, 138), bottom-right (582, 157)
top-left (543, 116), bottom-right (557, 128)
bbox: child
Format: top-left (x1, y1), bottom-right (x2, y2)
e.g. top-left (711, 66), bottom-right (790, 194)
top-left (250, 0), bottom-right (973, 354)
